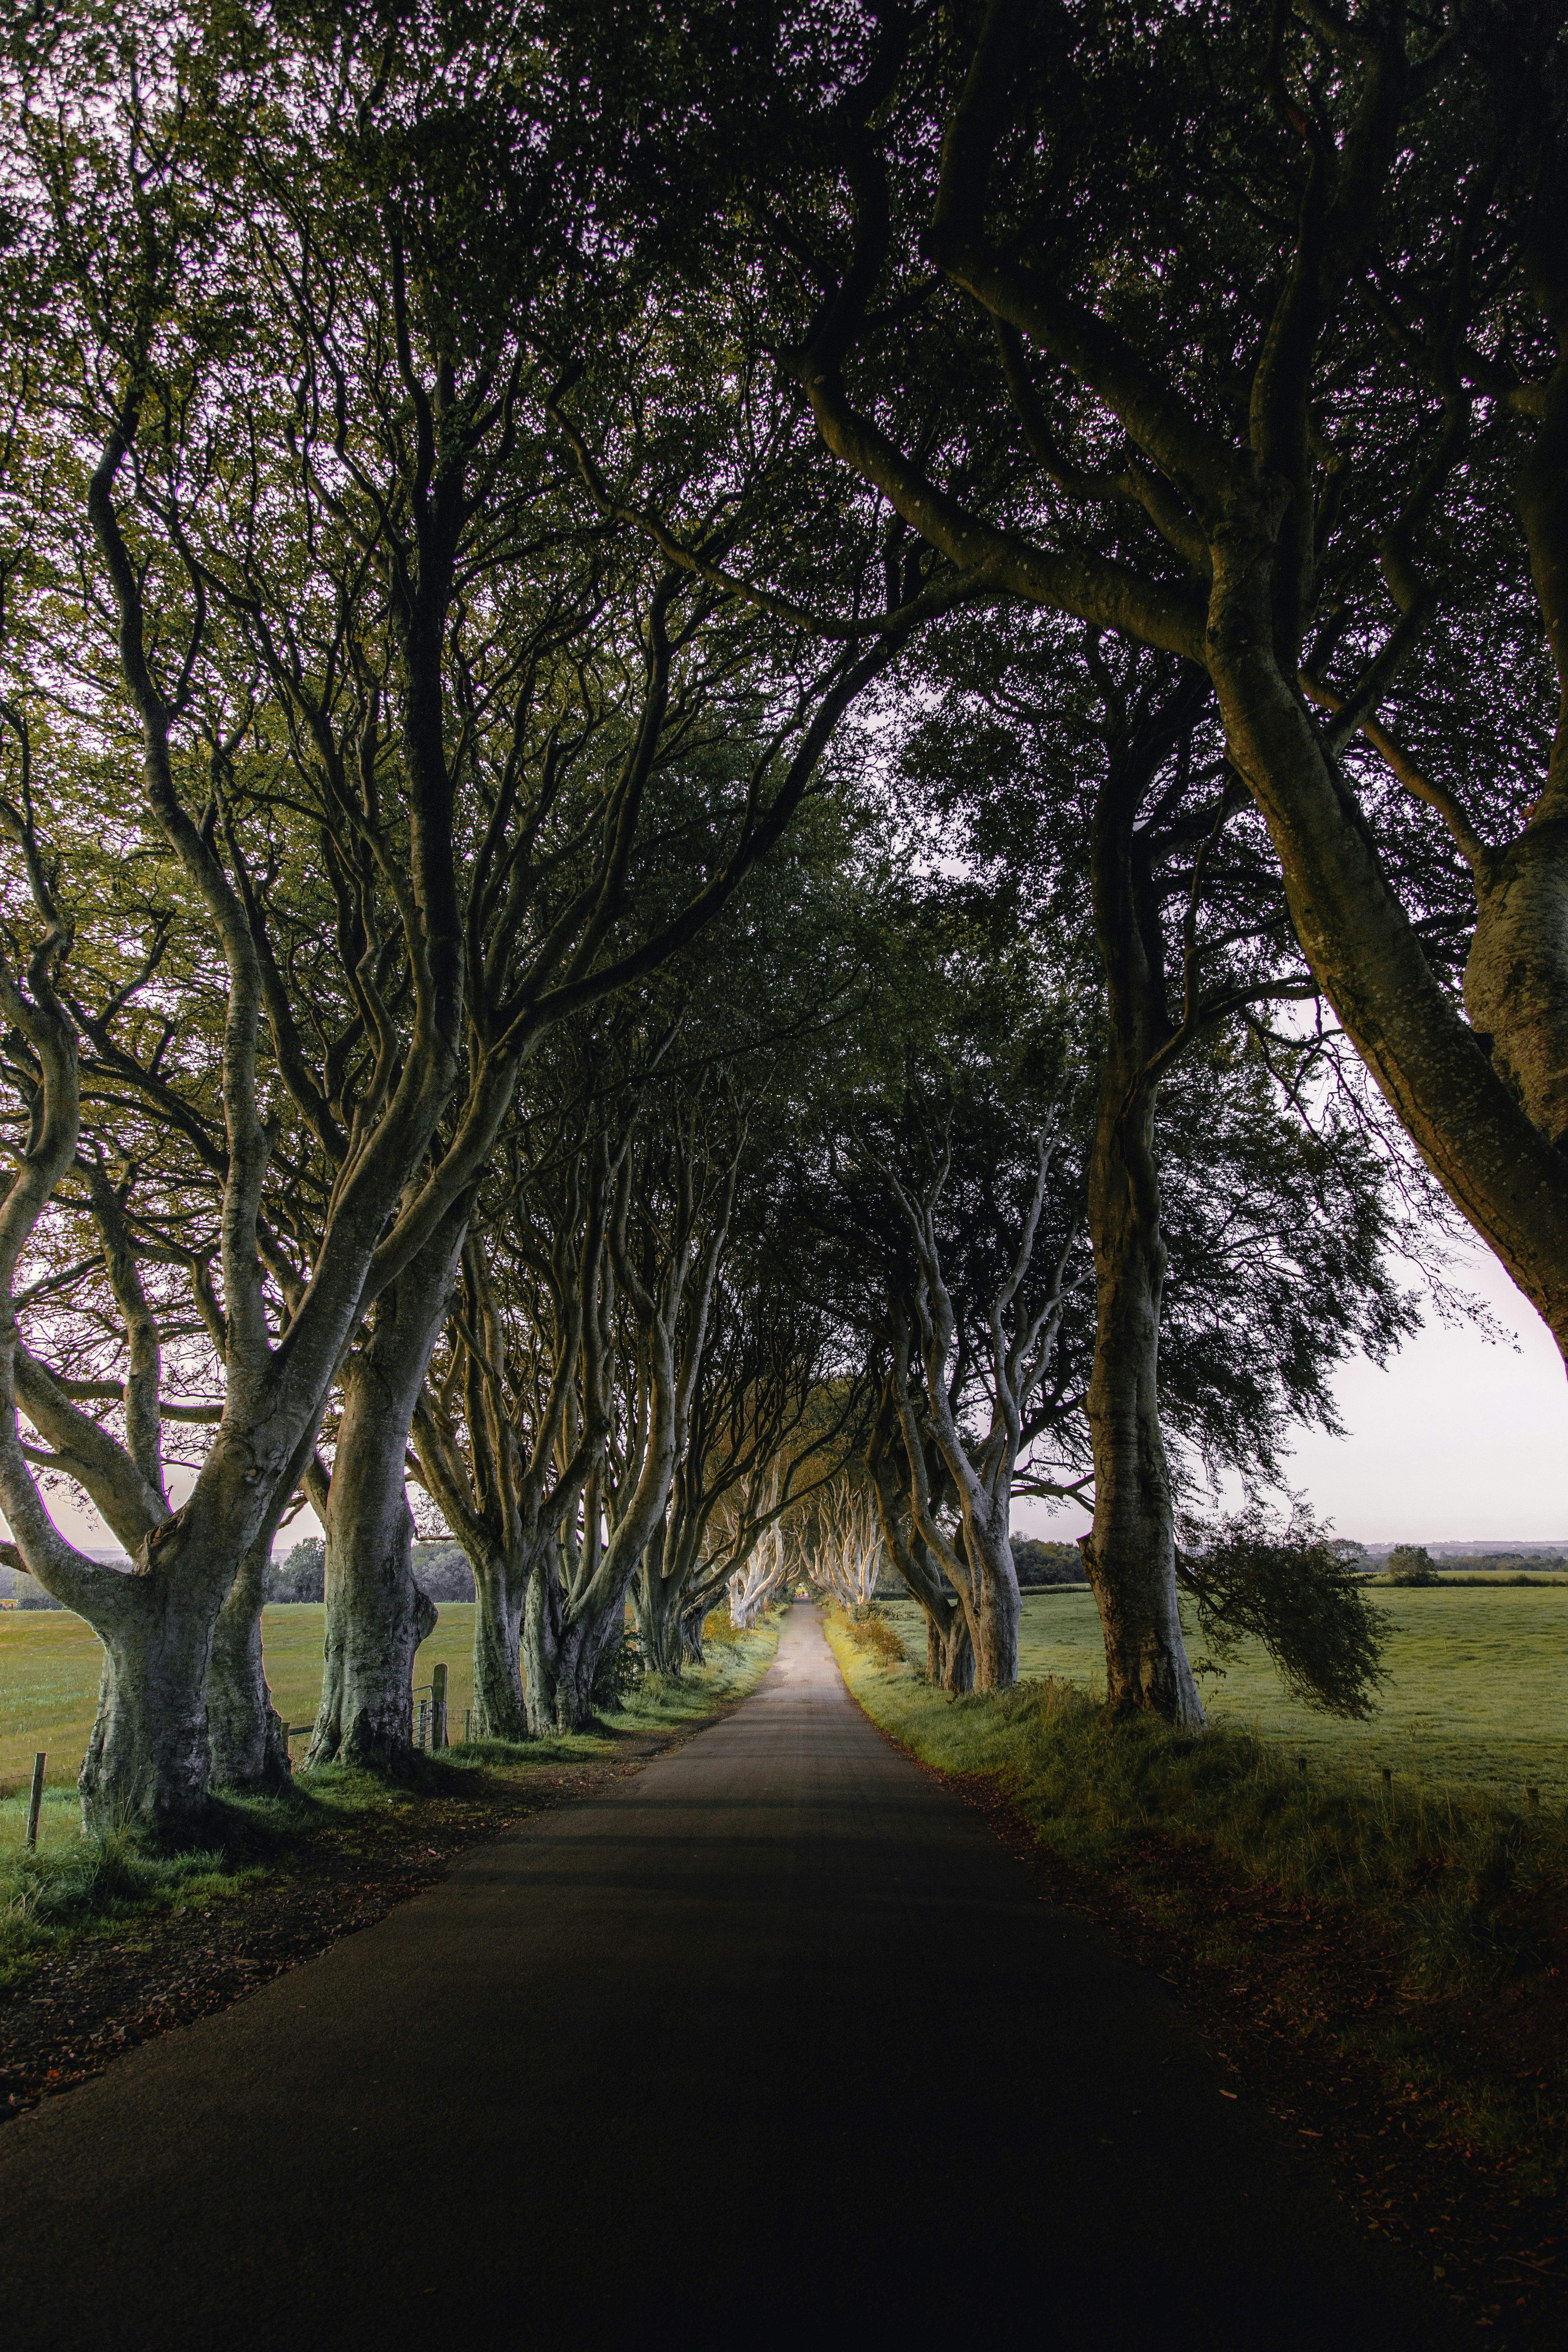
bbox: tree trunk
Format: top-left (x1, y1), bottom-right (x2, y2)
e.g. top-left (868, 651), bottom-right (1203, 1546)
top-left (308, 1219), bottom-right (464, 1771)
top-left (867, 1395), bottom-right (975, 1692)
top-left (925, 1604), bottom-right (975, 1693)
top-left (955, 1511), bottom-right (1020, 1691)
top-left (470, 1547), bottom-right (530, 1742)
top-left (1073, 724), bottom-right (1208, 1728)
top-left (206, 1536), bottom-right (291, 1792)
top-left (523, 1570), bottom-right (616, 1732)
top-left (1082, 1060), bottom-right (1206, 1729)
top-left (679, 1603), bottom-right (708, 1667)
top-left (76, 1563), bottom-right (226, 1833)
top-left (632, 1524), bottom-right (685, 1676)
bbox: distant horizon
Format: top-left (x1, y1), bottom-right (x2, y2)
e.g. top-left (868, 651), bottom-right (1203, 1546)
top-left (41, 1532), bottom-right (1568, 1569)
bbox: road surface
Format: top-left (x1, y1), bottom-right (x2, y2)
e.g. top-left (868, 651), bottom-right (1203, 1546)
top-left (0, 1605), bottom-right (1454, 2349)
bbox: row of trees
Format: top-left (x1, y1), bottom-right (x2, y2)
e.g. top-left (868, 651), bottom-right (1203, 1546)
top-left (0, 0), bottom-right (1550, 1827)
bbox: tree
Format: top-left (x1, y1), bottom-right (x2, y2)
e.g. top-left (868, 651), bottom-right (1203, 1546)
top-left (892, 608), bottom-right (1423, 1718)
top-left (1385, 1543), bottom-right (1440, 1587)
top-left (680, 0), bottom-right (1568, 1368)
top-left (0, 2), bottom-right (920, 1810)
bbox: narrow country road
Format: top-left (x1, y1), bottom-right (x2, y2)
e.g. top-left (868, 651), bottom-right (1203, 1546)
top-left (0, 1608), bottom-right (1455, 2350)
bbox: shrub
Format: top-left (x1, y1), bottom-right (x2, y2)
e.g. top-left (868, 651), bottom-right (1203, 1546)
top-left (1384, 1544), bottom-right (1440, 1586)
top-left (834, 1605), bottom-right (908, 1667)
top-left (592, 1630), bottom-right (643, 1709)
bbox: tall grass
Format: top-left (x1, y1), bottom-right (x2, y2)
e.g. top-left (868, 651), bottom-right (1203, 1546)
top-left (827, 1611), bottom-right (1566, 1994)
top-left (0, 1831), bottom-right (256, 1990)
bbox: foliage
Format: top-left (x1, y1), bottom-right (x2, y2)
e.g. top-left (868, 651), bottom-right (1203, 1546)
top-left (265, 1541), bottom-right (325, 1605)
top-left (828, 1603), bottom-right (906, 1668)
top-left (1385, 1546), bottom-right (1442, 1588)
top-left (700, 1606), bottom-right (747, 1649)
top-left (1176, 1508), bottom-right (1389, 1719)
top-left (1013, 1540), bottom-right (1087, 1588)
top-left (591, 1630), bottom-right (645, 1711)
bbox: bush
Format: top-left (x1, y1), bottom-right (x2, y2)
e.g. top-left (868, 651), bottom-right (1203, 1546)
top-left (592, 1629), bottom-right (643, 1709)
top-left (833, 1605), bottom-right (908, 1666)
top-left (1384, 1544), bottom-right (1440, 1587)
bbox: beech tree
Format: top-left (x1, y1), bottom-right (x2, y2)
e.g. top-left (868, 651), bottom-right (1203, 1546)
top-left (898, 614), bottom-right (1422, 1717)
top-left (809, 1479), bottom-right (887, 1612)
top-left (0, 4), bottom-right (922, 1809)
top-left (726, 1497), bottom-right (799, 1629)
top-left (671, 0), bottom-right (1568, 1370)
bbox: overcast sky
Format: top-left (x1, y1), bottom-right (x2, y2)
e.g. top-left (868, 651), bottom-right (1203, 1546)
top-left (1019, 1235), bottom-right (1568, 1549)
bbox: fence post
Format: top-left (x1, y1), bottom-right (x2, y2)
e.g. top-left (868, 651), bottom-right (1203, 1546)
top-left (25, 1752), bottom-right (45, 1852)
top-left (432, 1662), bottom-right (448, 1750)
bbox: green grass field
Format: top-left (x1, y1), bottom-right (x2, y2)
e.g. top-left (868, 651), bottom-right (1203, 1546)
top-left (882, 1584), bottom-right (1568, 1807)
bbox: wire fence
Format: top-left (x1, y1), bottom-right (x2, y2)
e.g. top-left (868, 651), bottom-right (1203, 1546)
top-left (279, 1661), bottom-right (461, 1756)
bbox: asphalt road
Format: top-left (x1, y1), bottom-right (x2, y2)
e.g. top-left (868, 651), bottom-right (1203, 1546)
top-left (0, 1606), bottom-right (1456, 2351)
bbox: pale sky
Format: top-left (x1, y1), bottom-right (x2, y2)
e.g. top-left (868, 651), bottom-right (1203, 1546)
top-left (1019, 1235), bottom-right (1568, 1549)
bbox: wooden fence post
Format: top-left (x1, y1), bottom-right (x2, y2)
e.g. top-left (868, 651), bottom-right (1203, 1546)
top-left (25, 1752), bottom-right (45, 1852)
top-left (432, 1662), bottom-right (448, 1750)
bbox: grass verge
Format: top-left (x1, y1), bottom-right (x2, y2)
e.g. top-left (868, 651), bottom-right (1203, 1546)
top-left (826, 1607), bottom-right (1568, 2348)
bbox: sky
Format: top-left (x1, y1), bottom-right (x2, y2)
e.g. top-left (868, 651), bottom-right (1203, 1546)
top-left (22, 1229), bottom-right (1568, 1564)
top-left (1017, 1233), bottom-right (1568, 1549)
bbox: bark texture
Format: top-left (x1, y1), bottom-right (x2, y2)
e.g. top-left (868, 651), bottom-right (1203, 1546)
top-left (308, 1221), bottom-right (464, 1770)
top-left (206, 1537), bottom-right (291, 1792)
top-left (1082, 1072), bottom-right (1204, 1726)
top-left (469, 1548), bottom-right (531, 1742)
top-left (1079, 737), bottom-right (1206, 1727)
top-left (866, 1389), bottom-right (974, 1693)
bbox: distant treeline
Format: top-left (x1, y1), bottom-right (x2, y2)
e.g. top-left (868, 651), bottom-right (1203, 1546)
top-left (264, 1541), bottom-right (476, 1606)
top-left (0, 1564), bottom-right (65, 1609)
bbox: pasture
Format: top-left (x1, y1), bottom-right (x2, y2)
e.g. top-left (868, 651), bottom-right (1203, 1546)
top-left (882, 1583), bottom-right (1568, 1807)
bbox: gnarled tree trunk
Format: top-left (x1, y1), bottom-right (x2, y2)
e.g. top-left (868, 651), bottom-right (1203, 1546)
top-left (74, 1558), bottom-right (223, 1832)
top-left (633, 1521), bottom-right (687, 1676)
top-left (309, 1220), bottom-right (464, 1770)
top-left (206, 1535), bottom-right (291, 1792)
top-left (470, 1544), bottom-right (532, 1742)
